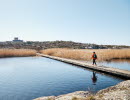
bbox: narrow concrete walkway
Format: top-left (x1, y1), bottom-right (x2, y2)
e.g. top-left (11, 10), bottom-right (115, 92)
top-left (37, 53), bottom-right (130, 79)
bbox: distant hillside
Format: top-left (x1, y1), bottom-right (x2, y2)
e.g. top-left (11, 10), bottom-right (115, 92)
top-left (0, 40), bottom-right (130, 50)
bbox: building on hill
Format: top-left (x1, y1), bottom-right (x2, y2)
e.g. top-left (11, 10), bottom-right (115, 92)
top-left (13, 37), bottom-right (23, 42)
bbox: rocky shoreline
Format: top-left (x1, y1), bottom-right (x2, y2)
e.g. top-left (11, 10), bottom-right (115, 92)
top-left (34, 80), bottom-right (130, 100)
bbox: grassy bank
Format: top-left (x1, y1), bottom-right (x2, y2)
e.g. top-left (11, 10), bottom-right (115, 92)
top-left (40, 48), bottom-right (130, 61)
top-left (0, 49), bottom-right (36, 57)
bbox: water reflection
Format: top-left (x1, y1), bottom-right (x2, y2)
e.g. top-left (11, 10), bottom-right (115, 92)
top-left (98, 59), bottom-right (130, 71)
top-left (98, 59), bottom-right (130, 63)
top-left (111, 59), bottom-right (130, 63)
top-left (0, 57), bottom-right (124, 100)
top-left (91, 71), bottom-right (97, 85)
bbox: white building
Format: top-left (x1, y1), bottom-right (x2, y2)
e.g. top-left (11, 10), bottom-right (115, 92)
top-left (13, 37), bottom-right (23, 42)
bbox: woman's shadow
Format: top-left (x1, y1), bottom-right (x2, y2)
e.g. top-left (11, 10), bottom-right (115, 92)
top-left (91, 71), bottom-right (97, 85)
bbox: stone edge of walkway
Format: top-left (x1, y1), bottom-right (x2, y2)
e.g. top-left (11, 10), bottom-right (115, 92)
top-left (37, 53), bottom-right (130, 79)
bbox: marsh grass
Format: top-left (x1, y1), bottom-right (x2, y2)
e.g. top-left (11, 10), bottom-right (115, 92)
top-left (0, 49), bottom-right (36, 57)
top-left (40, 48), bottom-right (130, 61)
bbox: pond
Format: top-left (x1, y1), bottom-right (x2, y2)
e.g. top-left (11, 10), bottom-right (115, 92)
top-left (98, 59), bottom-right (130, 71)
top-left (0, 57), bottom-right (124, 100)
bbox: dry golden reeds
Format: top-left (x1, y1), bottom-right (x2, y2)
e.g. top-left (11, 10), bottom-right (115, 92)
top-left (0, 49), bottom-right (36, 57)
top-left (40, 48), bottom-right (130, 61)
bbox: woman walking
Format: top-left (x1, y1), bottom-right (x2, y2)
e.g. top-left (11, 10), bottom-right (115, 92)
top-left (92, 52), bottom-right (97, 65)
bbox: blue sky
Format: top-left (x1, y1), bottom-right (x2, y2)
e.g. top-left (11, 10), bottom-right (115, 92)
top-left (0, 0), bottom-right (129, 45)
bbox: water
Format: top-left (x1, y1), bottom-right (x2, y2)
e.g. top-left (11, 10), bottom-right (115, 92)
top-left (98, 59), bottom-right (130, 71)
top-left (0, 57), bottom-right (124, 100)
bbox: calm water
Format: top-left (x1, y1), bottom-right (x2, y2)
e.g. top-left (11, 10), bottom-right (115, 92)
top-left (98, 59), bottom-right (130, 71)
top-left (0, 57), bottom-right (124, 100)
